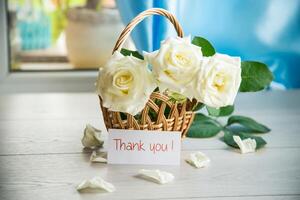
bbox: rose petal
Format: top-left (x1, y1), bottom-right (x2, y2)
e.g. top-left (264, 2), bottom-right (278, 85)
top-left (76, 177), bottom-right (115, 193)
top-left (186, 152), bottom-right (210, 168)
top-left (138, 169), bottom-right (174, 184)
top-left (81, 124), bottom-right (105, 149)
top-left (233, 135), bottom-right (257, 154)
top-left (90, 151), bottom-right (107, 163)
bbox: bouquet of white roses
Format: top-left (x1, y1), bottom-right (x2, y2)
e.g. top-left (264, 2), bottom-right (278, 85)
top-left (96, 8), bottom-right (273, 151)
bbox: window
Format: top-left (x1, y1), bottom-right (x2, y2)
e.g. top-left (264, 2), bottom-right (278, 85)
top-left (0, 0), bottom-right (134, 92)
top-left (7, 0), bottom-right (126, 71)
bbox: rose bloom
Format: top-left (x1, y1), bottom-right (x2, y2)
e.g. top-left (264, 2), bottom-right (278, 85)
top-left (194, 53), bottom-right (241, 108)
top-left (96, 52), bottom-right (156, 115)
top-left (144, 36), bottom-right (203, 99)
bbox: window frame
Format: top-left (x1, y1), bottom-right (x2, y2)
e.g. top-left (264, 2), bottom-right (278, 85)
top-left (0, 0), bottom-right (98, 93)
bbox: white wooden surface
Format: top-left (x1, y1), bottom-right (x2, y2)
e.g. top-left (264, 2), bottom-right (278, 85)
top-left (0, 90), bottom-right (300, 200)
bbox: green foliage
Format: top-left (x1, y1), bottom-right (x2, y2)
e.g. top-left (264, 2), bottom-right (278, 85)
top-left (120, 49), bottom-right (144, 60)
top-left (239, 61), bottom-right (273, 92)
top-left (187, 112), bottom-right (270, 150)
top-left (168, 92), bottom-right (187, 104)
top-left (192, 36), bottom-right (216, 57)
top-left (49, 0), bottom-right (87, 43)
top-left (187, 113), bottom-right (222, 138)
top-left (192, 103), bottom-right (205, 111)
top-left (227, 115), bottom-right (271, 133)
top-left (206, 105), bottom-right (234, 117)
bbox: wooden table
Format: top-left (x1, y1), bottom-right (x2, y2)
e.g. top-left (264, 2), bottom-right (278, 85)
top-left (0, 90), bottom-right (300, 200)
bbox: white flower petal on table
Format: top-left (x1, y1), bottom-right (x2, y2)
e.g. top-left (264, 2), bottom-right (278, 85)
top-left (81, 124), bottom-right (105, 149)
top-left (138, 169), bottom-right (174, 184)
top-left (186, 152), bottom-right (210, 168)
top-left (233, 135), bottom-right (257, 154)
top-left (77, 177), bottom-right (115, 193)
top-left (90, 151), bottom-right (107, 163)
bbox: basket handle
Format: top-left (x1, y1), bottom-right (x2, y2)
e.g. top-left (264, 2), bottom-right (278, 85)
top-left (112, 8), bottom-right (184, 53)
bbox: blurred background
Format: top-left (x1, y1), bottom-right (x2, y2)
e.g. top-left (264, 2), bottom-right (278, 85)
top-left (4, 0), bottom-right (300, 90)
top-left (7, 0), bottom-right (132, 71)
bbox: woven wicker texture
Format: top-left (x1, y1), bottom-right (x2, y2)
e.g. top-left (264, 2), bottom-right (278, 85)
top-left (99, 8), bottom-right (195, 137)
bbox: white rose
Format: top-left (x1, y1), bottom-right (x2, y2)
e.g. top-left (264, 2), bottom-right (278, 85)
top-left (96, 52), bottom-right (156, 115)
top-left (194, 53), bottom-right (241, 108)
top-left (144, 36), bottom-right (203, 99)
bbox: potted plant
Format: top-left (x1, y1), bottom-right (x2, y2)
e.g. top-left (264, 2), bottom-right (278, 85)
top-left (65, 0), bottom-right (133, 68)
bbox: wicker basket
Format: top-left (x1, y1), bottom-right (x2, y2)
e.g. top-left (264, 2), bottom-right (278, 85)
top-left (99, 8), bottom-right (196, 137)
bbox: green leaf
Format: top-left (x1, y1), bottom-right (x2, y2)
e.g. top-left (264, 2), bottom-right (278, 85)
top-left (192, 36), bottom-right (216, 56)
top-left (168, 92), bottom-right (187, 104)
top-left (193, 113), bottom-right (213, 121)
top-left (240, 61), bottom-right (273, 92)
top-left (227, 115), bottom-right (271, 133)
top-left (192, 102), bottom-right (205, 111)
top-left (223, 130), bottom-right (267, 149)
top-left (187, 113), bottom-right (222, 138)
top-left (120, 48), bottom-right (144, 60)
top-left (206, 105), bottom-right (234, 117)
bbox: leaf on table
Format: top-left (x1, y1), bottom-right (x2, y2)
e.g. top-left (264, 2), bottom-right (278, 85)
top-left (187, 113), bottom-right (222, 138)
top-left (206, 105), bottom-right (234, 117)
top-left (223, 130), bottom-right (267, 150)
top-left (227, 115), bottom-right (271, 133)
top-left (192, 36), bottom-right (216, 56)
top-left (239, 61), bottom-right (273, 92)
top-left (120, 48), bottom-right (144, 60)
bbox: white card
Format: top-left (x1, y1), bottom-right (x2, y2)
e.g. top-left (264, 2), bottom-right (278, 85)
top-left (108, 129), bottom-right (181, 165)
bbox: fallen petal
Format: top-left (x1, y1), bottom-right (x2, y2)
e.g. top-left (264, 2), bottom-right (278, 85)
top-left (81, 124), bottom-right (104, 148)
top-left (77, 177), bottom-right (115, 193)
top-left (90, 151), bottom-right (107, 163)
top-left (186, 152), bottom-right (210, 168)
top-left (138, 169), bottom-right (174, 184)
top-left (233, 135), bottom-right (256, 154)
